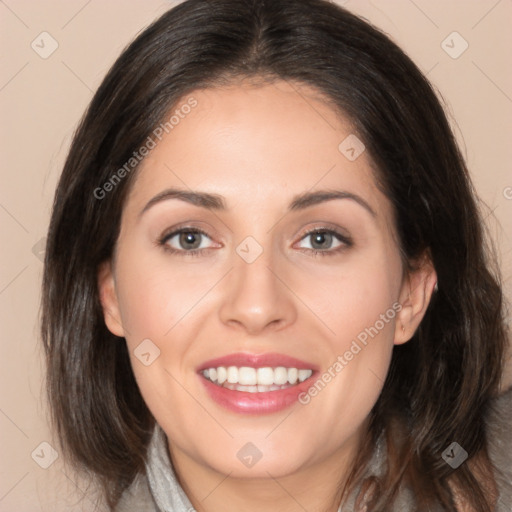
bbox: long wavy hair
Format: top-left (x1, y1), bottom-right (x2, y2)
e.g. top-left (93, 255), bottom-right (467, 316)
top-left (41, 0), bottom-right (508, 510)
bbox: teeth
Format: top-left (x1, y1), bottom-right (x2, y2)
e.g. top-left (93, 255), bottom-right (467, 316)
top-left (257, 367), bottom-right (274, 386)
top-left (288, 368), bottom-right (298, 385)
top-left (201, 366), bottom-right (313, 389)
top-left (217, 366), bottom-right (227, 384)
top-left (274, 367), bottom-right (288, 385)
top-left (238, 367), bottom-right (257, 385)
top-left (227, 366), bottom-right (238, 384)
top-left (298, 369), bottom-right (312, 382)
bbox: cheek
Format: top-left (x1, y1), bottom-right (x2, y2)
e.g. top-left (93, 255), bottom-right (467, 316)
top-left (112, 252), bottom-right (209, 433)
top-left (294, 246), bottom-right (401, 345)
top-left (294, 247), bottom-right (400, 424)
top-left (335, 253), bottom-right (401, 379)
top-left (115, 250), bottom-right (216, 343)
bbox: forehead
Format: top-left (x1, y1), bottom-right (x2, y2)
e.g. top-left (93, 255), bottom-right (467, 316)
top-left (125, 80), bottom-right (391, 221)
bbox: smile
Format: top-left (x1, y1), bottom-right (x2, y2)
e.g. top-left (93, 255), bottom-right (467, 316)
top-left (197, 353), bottom-right (316, 414)
top-left (201, 366), bottom-right (313, 392)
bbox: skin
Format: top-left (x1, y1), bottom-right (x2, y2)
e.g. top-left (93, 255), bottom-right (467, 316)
top-left (98, 79), bottom-right (437, 512)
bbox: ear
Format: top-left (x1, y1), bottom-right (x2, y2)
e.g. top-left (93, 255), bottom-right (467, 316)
top-left (97, 260), bottom-right (125, 337)
top-left (394, 252), bottom-right (437, 345)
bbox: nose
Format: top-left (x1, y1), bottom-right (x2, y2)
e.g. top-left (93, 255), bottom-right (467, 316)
top-left (218, 246), bottom-right (297, 335)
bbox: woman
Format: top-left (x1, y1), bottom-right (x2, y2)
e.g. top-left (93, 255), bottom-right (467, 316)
top-left (41, 0), bottom-right (512, 510)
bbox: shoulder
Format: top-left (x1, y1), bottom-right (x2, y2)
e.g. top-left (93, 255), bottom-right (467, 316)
top-left (486, 385), bottom-right (512, 446)
top-left (114, 472), bottom-right (159, 512)
top-left (485, 386), bottom-right (512, 511)
top-left (447, 387), bottom-right (512, 512)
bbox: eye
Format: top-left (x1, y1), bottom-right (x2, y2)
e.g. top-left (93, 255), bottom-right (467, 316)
top-left (158, 227), bottom-right (215, 256)
top-left (296, 228), bottom-right (352, 256)
top-left (157, 226), bottom-right (351, 258)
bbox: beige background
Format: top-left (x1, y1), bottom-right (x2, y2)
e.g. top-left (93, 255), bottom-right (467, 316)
top-left (1, 1), bottom-right (511, 511)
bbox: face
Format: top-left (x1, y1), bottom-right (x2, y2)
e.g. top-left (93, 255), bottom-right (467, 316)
top-left (99, 79), bottom-right (436, 480)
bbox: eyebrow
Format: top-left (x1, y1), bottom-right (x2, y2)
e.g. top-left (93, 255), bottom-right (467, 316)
top-left (139, 187), bottom-right (376, 218)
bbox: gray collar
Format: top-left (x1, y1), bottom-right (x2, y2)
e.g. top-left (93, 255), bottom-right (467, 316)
top-left (146, 426), bottom-right (196, 512)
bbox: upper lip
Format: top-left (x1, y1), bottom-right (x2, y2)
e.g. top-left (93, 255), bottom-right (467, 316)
top-left (197, 352), bottom-right (317, 372)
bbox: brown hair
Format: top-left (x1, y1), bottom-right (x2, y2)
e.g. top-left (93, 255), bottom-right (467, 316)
top-left (41, 0), bottom-right (508, 509)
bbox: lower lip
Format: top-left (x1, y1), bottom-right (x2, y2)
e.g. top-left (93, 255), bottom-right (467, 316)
top-left (199, 375), bottom-right (314, 414)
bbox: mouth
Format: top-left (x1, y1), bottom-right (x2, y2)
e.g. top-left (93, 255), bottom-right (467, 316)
top-left (201, 366), bottom-right (313, 392)
top-left (197, 353), bottom-right (316, 414)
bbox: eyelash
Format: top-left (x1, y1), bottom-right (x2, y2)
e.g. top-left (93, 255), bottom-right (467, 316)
top-left (157, 226), bottom-right (353, 258)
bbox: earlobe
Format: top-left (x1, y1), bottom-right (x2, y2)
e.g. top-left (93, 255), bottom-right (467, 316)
top-left (394, 256), bottom-right (437, 345)
top-left (97, 260), bottom-right (125, 337)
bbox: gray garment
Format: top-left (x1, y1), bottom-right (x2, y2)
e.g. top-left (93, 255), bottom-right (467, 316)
top-left (115, 388), bottom-right (512, 511)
